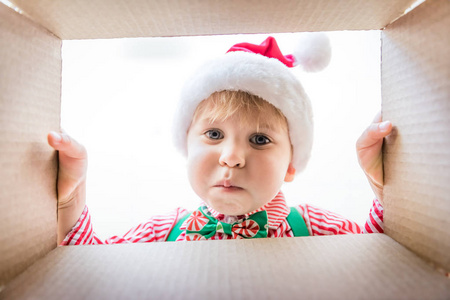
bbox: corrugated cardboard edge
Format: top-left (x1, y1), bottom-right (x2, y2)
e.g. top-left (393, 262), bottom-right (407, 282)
top-left (0, 4), bottom-right (61, 288)
top-left (1, 235), bottom-right (449, 300)
top-left (382, 0), bottom-right (450, 272)
top-left (10, 0), bottom-right (417, 39)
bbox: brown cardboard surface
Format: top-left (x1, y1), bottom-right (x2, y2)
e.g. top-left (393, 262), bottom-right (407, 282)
top-left (1, 0), bottom-right (450, 297)
top-left (382, 0), bottom-right (450, 271)
top-left (0, 5), bottom-right (61, 287)
top-left (1, 235), bottom-right (449, 300)
top-left (10, 0), bottom-right (416, 39)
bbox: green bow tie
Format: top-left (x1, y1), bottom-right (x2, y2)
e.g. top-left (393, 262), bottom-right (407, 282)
top-left (185, 206), bottom-right (268, 241)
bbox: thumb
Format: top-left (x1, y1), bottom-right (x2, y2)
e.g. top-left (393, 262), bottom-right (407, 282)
top-left (47, 131), bottom-right (87, 160)
top-left (356, 121), bottom-right (392, 150)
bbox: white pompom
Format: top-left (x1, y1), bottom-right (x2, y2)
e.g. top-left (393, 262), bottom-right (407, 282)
top-left (293, 32), bottom-right (331, 72)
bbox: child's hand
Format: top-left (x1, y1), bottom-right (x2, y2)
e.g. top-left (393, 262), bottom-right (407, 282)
top-left (47, 130), bottom-right (87, 244)
top-left (356, 112), bottom-right (393, 205)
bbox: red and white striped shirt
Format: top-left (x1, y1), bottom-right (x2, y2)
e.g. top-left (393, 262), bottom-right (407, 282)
top-left (61, 191), bottom-right (384, 245)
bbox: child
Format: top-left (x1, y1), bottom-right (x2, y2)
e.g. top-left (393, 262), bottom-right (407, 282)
top-left (48, 35), bottom-right (392, 245)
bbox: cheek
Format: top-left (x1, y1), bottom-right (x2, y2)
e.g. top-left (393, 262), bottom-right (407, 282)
top-left (258, 159), bottom-right (286, 182)
top-left (186, 143), bottom-right (216, 188)
top-left (249, 151), bottom-right (290, 188)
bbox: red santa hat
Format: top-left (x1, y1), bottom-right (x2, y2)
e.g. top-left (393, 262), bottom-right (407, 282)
top-left (173, 33), bottom-right (331, 173)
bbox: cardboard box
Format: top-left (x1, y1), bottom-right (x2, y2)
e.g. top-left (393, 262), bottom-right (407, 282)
top-left (0, 0), bottom-right (449, 299)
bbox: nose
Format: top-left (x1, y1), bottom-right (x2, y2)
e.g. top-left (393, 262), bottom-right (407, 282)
top-left (219, 140), bottom-right (246, 168)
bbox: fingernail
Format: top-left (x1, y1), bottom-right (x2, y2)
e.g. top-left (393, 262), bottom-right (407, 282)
top-left (379, 121), bottom-right (390, 131)
top-left (50, 131), bottom-right (62, 143)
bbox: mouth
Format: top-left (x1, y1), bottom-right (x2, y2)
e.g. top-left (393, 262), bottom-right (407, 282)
top-left (214, 185), bottom-right (243, 191)
top-left (213, 180), bottom-right (243, 191)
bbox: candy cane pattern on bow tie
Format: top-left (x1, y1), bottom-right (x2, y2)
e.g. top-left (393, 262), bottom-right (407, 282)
top-left (185, 233), bottom-right (205, 241)
top-left (232, 219), bottom-right (260, 238)
top-left (186, 210), bottom-right (209, 231)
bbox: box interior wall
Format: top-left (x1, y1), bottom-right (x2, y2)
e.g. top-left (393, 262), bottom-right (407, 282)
top-left (0, 0), bottom-right (449, 298)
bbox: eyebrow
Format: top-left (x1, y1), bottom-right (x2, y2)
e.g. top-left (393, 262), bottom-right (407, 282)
top-left (196, 116), bottom-right (285, 133)
top-left (255, 121), bottom-right (286, 132)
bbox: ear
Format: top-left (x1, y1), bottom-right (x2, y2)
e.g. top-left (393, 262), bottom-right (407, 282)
top-left (284, 163), bottom-right (296, 182)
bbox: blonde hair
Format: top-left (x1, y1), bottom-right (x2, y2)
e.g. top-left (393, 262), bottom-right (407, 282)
top-left (192, 90), bottom-right (288, 132)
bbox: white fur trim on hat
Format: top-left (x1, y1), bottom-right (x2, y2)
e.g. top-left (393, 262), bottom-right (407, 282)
top-left (173, 51), bottom-right (313, 173)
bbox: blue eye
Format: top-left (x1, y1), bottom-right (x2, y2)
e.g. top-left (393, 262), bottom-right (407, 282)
top-left (250, 134), bottom-right (270, 145)
top-left (205, 129), bottom-right (223, 140)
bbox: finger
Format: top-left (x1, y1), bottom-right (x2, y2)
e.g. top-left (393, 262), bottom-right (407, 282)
top-left (371, 112), bottom-right (393, 135)
top-left (47, 131), bottom-right (62, 148)
top-left (47, 131), bottom-right (87, 159)
top-left (372, 111), bottom-right (382, 123)
top-left (378, 120), bottom-right (393, 135)
top-left (356, 121), bottom-right (393, 150)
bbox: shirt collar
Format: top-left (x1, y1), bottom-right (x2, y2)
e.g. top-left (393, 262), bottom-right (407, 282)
top-left (201, 191), bottom-right (290, 230)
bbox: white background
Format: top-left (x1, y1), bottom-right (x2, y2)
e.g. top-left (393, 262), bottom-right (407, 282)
top-left (62, 31), bottom-right (382, 238)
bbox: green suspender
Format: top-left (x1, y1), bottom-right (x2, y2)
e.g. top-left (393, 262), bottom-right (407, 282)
top-left (166, 213), bottom-right (191, 242)
top-left (166, 207), bottom-right (309, 241)
top-left (286, 207), bottom-right (310, 237)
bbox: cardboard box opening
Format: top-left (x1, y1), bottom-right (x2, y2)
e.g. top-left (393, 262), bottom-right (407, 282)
top-left (1, 0), bottom-right (449, 299)
top-left (60, 31), bottom-right (382, 238)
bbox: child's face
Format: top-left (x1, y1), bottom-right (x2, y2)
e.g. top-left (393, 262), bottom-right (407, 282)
top-left (186, 108), bottom-right (295, 216)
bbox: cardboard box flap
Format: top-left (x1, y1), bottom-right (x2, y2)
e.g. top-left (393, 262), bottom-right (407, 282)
top-left (10, 0), bottom-right (417, 40)
top-left (0, 4), bottom-right (60, 287)
top-left (382, 0), bottom-right (450, 271)
top-left (1, 235), bottom-right (449, 299)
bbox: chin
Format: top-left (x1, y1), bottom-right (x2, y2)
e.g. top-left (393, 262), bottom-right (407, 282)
top-left (208, 198), bottom-right (250, 216)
